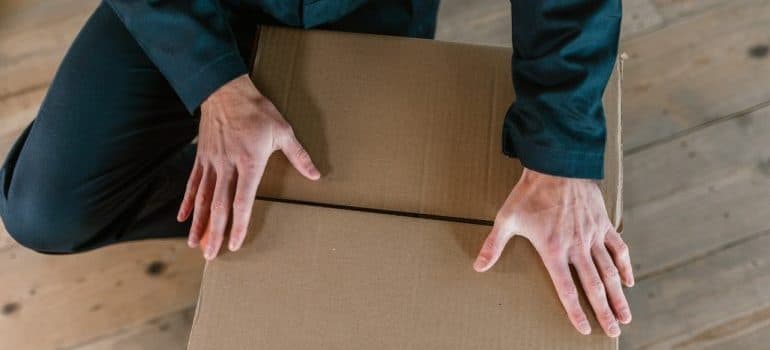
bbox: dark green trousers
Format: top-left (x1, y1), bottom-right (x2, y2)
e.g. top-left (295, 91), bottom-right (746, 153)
top-left (0, 2), bottom-right (435, 254)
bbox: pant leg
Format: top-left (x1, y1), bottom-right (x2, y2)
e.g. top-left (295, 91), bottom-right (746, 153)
top-left (0, 3), bottom-right (216, 254)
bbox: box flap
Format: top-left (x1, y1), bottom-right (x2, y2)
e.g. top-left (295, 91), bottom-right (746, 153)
top-left (253, 27), bottom-right (622, 228)
top-left (188, 201), bottom-right (616, 350)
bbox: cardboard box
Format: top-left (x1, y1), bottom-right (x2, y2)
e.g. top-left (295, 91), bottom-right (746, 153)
top-left (188, 26), bottom-right (622, 349)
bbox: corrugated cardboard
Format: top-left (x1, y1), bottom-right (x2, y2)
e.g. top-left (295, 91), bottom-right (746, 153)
top-left (189, 201), bottom-right (614, 350)
top-left (189, 26), bottom-right (622, 349)
top-left (253, 27), bottom-right (622, 227)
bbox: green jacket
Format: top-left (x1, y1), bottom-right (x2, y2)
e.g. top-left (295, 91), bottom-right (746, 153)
top-left (105, 0), bottom-right (621, 179)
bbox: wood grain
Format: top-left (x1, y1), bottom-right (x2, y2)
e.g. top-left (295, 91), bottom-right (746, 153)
top-left (621, 0), bottom-right (665, 38)
top-left (0, 240), bottom-right (203, 350)
top-left (621, 0), bottom-right (770, 150)
top-left (69, 308), bottom-right (194, 350)
top-left (653, 0), bottom-right (732, 22)
top-left (435, 0), bottom-right (511, 46)
top-left (0, 5), bottom-right (94, 99)
top-left (621, 231), bottom-right (770, 349)
top-left (624, 104), bottom-right (770, 277)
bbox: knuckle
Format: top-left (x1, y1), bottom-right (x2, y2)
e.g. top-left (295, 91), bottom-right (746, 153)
top-left (483, 237), bottom-right (497, 251)
top-left (588, 280), bottom-right (606, 296)
top-left (569, 307), bottom-right (587, 320)
top-left (210, 200), bottom-right (229, 213)
top-left (561, 283), bottom-right (579, 298)
top-left (602, 265), bottom-right (619, 279)
top-left (195, 192), bottom-right (209, 206)
top-left (294, 145), bottom-right (309, 161)
top-left (275, 121), bottom-right (293, 135)
top-left (598, 309), bottom-right (615, 323)
top-left (233, 197), bottom-right (251, 211)
top-left (544, 237), bottom-right (564, 256)
top-left (615, 241), bottom-right (629, 255)
top-left (231, 226), bottom-right (247, 237)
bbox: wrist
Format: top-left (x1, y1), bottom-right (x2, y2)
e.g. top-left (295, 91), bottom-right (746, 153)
top-left (203, 74), bottom-right (261, 108)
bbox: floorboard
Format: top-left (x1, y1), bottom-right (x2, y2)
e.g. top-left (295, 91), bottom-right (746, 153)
top-left (621, 231), bottom-right (770, 349)
top-left (621, 0), bottom-right (770, 151)
top-left (69, 308), bottom-right (194, 350)
top-left (0, 241), bottom-right (202, 349)
top-left (623, 104), bottom-right (770, 277)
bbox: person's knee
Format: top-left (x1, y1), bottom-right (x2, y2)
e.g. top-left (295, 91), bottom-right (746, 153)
top-left (2, 185), bottom-right (95, 254)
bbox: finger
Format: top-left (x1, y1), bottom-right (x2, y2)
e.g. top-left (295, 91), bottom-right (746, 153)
top-left (204, 167), bottom-right (236, 260)
top-left (279, 131), bottom-right (320, 180)
top-left (473, 225), bottom-right (511, 272)
top-left (540, 255), bottom-right (591, 335)
top-left (228, 160), bottom-right (266, 251)
top-left (592, 244), bottom-right (632, 324)
top-left (178, 157), bottom-right (202, 222)
top-left (605, 228), bottom-right (634, 287)
top-left (572, 250), bottom-right (621, 337)
top-left (188, 166), bottom-right (215, 248)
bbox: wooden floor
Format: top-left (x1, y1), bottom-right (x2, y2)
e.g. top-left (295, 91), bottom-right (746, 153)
top-left (1, 0), bottom-right (768, 349)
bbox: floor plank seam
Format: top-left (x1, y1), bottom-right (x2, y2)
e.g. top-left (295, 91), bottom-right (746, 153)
top-left (636, 226), bottom-right (770, 282)
top-left (625, 98), bottom-right (770, 156)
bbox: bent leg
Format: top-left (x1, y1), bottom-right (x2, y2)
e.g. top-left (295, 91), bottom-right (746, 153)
top-left (0, 3), bottom-right (205, 253)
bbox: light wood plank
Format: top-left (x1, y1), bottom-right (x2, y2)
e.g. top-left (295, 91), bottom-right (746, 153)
top-left (653, 0), bottom-right (732, 22)
top-left (624, 104), bottom-right (770, 277)
top-left (621, 0), bottom-right (770, 150)
top-left (702, 316), bottom-right (770, 350)
top-left (69, 308), bottom-right (194, 350)
top-left (621, 0), bottom-right (665, 38)
top-left (436, 0), bottom-right (665, 45)
top-left (0, 221), bottom-right (15, 251)
top-left (621, 231), bottom-right (770, 349)
top-left (0, 0), bottom-right (97, 36)
top-left (0, 240), bottom-right (203, 350)
top-left (435, 0), bottom-right (511, 46)
top-left (0, 9), bottom-right (92, 99)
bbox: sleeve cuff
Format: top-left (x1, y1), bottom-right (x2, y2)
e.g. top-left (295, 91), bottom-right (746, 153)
top-left (502, 134), bottom-right (605, 180)
top-left (175, 52), bottom-right (249, 114)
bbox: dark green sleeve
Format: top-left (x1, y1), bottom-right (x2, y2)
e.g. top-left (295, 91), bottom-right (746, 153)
top-left (504, 0), bottom-right (621, 179)
top-left (105, 0), bottom-right (248, 114)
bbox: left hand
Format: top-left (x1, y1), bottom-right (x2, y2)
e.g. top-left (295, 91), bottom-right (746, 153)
top-left (473, 168), bottom-right (634, 337)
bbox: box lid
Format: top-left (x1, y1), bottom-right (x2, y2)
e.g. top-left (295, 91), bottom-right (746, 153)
top-left (253, 27), bottom-right (622, 227)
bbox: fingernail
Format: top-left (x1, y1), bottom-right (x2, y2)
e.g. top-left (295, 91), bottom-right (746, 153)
top-left (608, 323), bottom-right (620, 337)
top-left (578, 321), bottom-right (591, 335)
top-left (309, 166), bottom-right (321, 179)
top-left (228, 240), bottom-right (239, 252)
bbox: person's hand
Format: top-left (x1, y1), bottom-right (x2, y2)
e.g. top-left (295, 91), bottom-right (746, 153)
top-left (176, 74), bottom-right (320, 260)
top-left (473, 168), bottom-right (633, 337)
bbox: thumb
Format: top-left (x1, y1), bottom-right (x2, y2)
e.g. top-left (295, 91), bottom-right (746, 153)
top-left (473, 225), bottom-right (512, 272)
top-left (280, 131), bottom-right (321, 180)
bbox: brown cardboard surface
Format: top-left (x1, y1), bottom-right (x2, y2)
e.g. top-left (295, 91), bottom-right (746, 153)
top-left (253, 27), bottom-right (622, 227)
top-left (189, 27), bottom-right (622, 349)
top-left (188, 201), bottom-right (615, 350)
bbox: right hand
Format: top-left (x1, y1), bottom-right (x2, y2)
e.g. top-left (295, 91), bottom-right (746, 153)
top-left (176, 74), bottom-right (320, 260)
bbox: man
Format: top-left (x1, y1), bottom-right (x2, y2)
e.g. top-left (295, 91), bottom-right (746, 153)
top-left (0, 0), bottom-right (633, 338)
